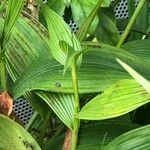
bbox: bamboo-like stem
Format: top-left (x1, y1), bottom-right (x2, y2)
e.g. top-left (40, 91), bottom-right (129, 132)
top-left (71, 57), bottom-right (80, 150)
top-left (117, 0), bottom-right (147, 48)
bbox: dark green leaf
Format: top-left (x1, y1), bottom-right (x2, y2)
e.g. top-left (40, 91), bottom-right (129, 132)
top-left (46, 120), bottom-right (139, 150)
top-left (36, 92), bottom-right (75, 130)
top-left (95, 10), bottom-right (120, 45)
top-left (104, 124), bottom-right (150, 150)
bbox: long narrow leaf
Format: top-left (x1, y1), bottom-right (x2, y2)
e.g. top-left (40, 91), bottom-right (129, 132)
top-left (1, 0), bottom-right (24, 50)
top-left (117, 58), bottom-right (150, 93)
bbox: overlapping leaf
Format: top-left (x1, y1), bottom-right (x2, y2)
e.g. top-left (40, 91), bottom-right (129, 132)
top-left (36, 92), bottom-right (75, 130)
top-left (71, 0), bottom-right (110, 34)
top-left (12, 41), bottom-right (150, 99)
top-left (104, 124), bottom-right (150, 150)
top-left (37, 0), bottom-right (82, 65)
top-left (77, 79), bottom-right (150, 120)
top-left (1, 0), bottom-right (24, 50)
top-left (45, 120), bottom-right (139, 150)
top-left (117, 59), bottom-right (150, 94)
top-left (0, 114), bottom-right (41, 150)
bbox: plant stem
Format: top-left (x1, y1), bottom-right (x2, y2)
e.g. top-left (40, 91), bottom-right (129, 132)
top-left (117, 0), bottom-right (147, 48)
top-left (38, 113), bottom-right (50, 146)
top-left (0, 56), bottom-right (7, 91)
top-left (76, 0), bottom-right (104, 41)
top-left (25, 111), bottom-right (38, 131)
top-left (71, 57), bottom-right (80, 150)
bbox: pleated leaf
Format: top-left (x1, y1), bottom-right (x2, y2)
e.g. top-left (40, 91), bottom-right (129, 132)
top-left (104, 124), bottom-right (150, 150)
top-left (77, 79), bottom-right (150, 120)
top-left (12, 42), bottom-right (150, 99)
top-left (37, 0), bottom-right (82, 65)
top-left (0, 114), bottom-right (41, 150)
top-left (122, 39), bottom-right (150, 61)
top-left (0, 16), bottom-right (51, 117)
top-left (36, 92), bottom-right (75, 130)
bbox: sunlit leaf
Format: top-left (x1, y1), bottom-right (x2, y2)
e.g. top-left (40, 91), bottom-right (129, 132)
top-left (117, 58), bottom-right (150, 94)
top-left (37, 0), bottom-right (82, 65)
top-left (0, 114), bottom-right (41, 149)
top-left (1, 0), bottom-right (24, 50)
top-left (77, 79), bottom-right (150, 120)
top-left (12, 41), bottom-right (150, 99)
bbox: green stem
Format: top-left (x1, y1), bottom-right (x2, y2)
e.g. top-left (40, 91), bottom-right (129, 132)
top-left (0, 56), bottom-right (7, 91)
top-left (76, 0), bottom-right (104, 41)
top-left (25, 111), bottom-right (38, 131)
top-left (71, 57), bottom-right (80, 150)
top-left (117, 0), bottom-right (147, 48)
top-left (38, 113), bottom-right (50, 146)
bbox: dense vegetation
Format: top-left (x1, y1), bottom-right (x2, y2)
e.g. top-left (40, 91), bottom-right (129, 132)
top-left (0, 0), bottom-right (150, 149)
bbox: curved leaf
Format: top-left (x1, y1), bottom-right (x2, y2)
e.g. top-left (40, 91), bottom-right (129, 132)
top-left (77, 79), bottom-right (150, 120)
top-left (71, 0), bottom-right (111, 34)
top-left (37, 0), bottom-right (82, 65)
top-left (0, 114), bottom-right (41, 150)
top-left (45, 120), bottom-right (139, 150)
top-left (122, 39), bottom-right (150, 61)
top-left (1, 0), bottom-right (24, 50)
top-left (117, 59), bottom-right (150, 94)
top-left (0, 16), bottom-right (50, 117)
top-left (36, 92), bottom-right (75, 130)
top-left (104, 125), bottom-right (150, 150)
top-left (12, 42), bottom-right (150, 99)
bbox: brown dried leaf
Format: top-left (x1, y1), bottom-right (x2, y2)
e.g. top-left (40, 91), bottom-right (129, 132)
top-left (0, 92), bottom-right (13, 116)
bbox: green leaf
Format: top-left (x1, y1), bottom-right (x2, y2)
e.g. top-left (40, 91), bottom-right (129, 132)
top-left (0, 114), bottom-right (41, 150)
top-left (76, 79), bottom-right (150, 120)
top-left (63, 0), bottom-right (71, 7)
top-left (0, 15), bottom-right (51, 117)
top-left (122, 39), bottom-right (150, 61)
top-left (59, 40), bottom-right (83, 74)
top-left (117, 59), bottom-right (150, 94)
top-left (46, 0), bottom-right (66, 16)
top-left (75, 0), bottom-right (105, 41)
top-left (0, 0), bottom-right (6, 14)
top-left (95, 9), bottom-right (120, 45)
top-left (1, 0), bottom-right (24, 50)
top-left (12, 41), bottom-right (150, 99)
top-left (104, 124), bottom-right (150, 150)
top-left (46, 120), bottom-right (139, 150)
top-left (37, 0), bottom-right (82, 65)
top-left (59, 40), bottom-right (77, 74)
top-left (78, 121), bottom-right (138, 149)
top-left (71, 0), bottom-right (100, 35)
top-left (36, 92), bottom-right (75, 130)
